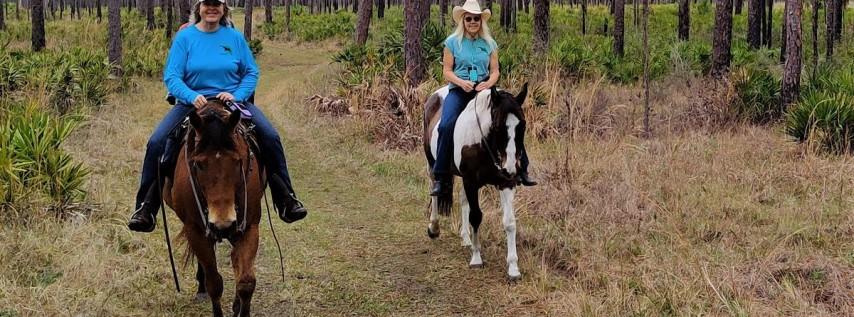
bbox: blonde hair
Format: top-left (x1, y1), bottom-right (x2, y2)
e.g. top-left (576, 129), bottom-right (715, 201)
top-left (188, 1), bottom-right (234, 27)
top-left (449, 14), bottom-right (497, 51)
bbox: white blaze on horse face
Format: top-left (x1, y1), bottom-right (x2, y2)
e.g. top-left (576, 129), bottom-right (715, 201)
top-left (453, 90), bottom-right (494, 169)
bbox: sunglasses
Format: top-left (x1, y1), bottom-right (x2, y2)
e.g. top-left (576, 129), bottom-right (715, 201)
top-left (464, 16), bottom-right (481, 23)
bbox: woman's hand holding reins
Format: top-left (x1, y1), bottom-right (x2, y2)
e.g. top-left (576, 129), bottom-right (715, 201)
top-left (475, 81), bottom-right (493, 92)
top-left (216, 92), bottom-right (235, 102)
top-left (193, 95), bottom-right (207, 109)
top-left (459, 80), bottom-right (476, 92)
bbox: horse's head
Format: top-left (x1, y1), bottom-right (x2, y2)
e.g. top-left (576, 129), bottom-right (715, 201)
top-left (187, 101), bottom-right (247, 239)
top-left (486, 83), bottom-right (528, 178)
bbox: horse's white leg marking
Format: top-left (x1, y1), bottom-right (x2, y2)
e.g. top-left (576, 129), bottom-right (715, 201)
top-left (504, 114), bottom-right (520, 174)
top-left (501, 188), bottom-right (521, 279)
top-left (459, 186), bottom-right (471, 247)
top-left (470, 227), bottom-right (483, 267)
top-left (428, 196), bottom-right (440, 238)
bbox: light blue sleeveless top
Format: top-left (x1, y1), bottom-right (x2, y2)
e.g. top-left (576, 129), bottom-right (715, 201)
top-left (444, 35), bottom-right (496, 88)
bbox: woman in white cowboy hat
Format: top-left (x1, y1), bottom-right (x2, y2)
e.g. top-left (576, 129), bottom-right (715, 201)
top-left (128, 0), bottom-right (308, 233)
top-left (430, 0), bottom-right (536, 196)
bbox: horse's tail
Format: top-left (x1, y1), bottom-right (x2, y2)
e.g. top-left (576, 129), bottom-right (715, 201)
top-left (437, 177), bottom-right (454, 216)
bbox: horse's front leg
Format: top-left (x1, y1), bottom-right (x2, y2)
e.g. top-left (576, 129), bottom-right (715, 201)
top-left (195, 262), bottom-right (208, 301)
top-left (500, 187), bottom-right (521, 280)
top-left (188, 232), bottom-right (225, 317)
top-left (230, 224), bottom-right (259, 317)
top-left (459, 186), bottom-right (472, 247)
top-left (463, 181), bottom-right (483, 268)
top-left (427, 195), bottom-right (441, 239)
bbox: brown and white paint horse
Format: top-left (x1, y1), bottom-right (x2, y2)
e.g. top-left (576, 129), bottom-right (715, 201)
top-left (423, 84), bottom-right (528, 280)
top-left (163, 101), bottom-right (265, 317)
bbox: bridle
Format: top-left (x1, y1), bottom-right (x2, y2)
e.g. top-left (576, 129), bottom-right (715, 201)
top-left (185, 110), bottom-right (254, 242)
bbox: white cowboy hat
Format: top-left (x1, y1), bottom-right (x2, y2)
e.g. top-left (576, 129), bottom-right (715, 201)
top-left (452, 0), bottom-right (491, 25)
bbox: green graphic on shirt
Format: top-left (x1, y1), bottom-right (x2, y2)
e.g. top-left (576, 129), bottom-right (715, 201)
top-left (221, 45), bottom-right (233, 55)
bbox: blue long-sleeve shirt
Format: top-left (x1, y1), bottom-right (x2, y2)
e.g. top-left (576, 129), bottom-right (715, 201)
top-left (163, 25), bottom-right (259, 104)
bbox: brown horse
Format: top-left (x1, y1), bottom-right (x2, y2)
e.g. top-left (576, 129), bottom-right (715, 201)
top-left (162, 101), bottom-right (264, 317)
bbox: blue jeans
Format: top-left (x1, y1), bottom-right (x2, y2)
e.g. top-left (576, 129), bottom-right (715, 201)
top-left (432, 87), bottom-right (530, 177)
top-left (135, 102), bottom-right (295, 208)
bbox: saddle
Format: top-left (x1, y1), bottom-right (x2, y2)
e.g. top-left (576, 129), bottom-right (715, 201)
top-left (159, 102), bottom-right (262, 181)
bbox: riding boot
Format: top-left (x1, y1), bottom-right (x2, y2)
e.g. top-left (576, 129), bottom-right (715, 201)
top-left (429, 174), bottom-right (452, 196)
top-left (128, 182), bottom-right (161, 232)
top-left (269, 173), bottom-right (308, 223)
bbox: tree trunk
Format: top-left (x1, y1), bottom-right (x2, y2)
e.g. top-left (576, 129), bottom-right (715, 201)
top-left (96, 0), bottom-right (101, 21)
top-left (108, 0), bottom-right (122, 76)
top-left (145, 0), bottom-right (154, 29)
top-left (833, 0), bottom-right (848, 42)
top-left (438, 0), bottom-right (445, 27)
top-left (404, 0), bottom-right (427, 86)
top-left (500, 0), bottom-right (508, 29)
top-left (285, 0), bottom-right (290, 33)
top-left (633, 0), bottom-right (638, 27)
top-left (826, 0), bottom-right (834, 57)
top-left (642, 0), bottom-right (650, 136)
top-left (533, 0), bottom-right (549, 54)
top-left (811, 0), bottom-right (817, 79)
top-left (354, 0), bottom-right (371, 45)
top-left (165, 0), bottom-right (173, 38)
top-left (32, 0), bottom-right (46, 51)
top-left (581, 0), bottom-right (587, 34)
top-left (711, 0), bottom-right (734, 77)
top-left (244, 0), bottom-right (253, 40)
top-left (780, 0), bottom-right (787, 62)
top-left (0, 0), bottom-right (5, 30)
top-left (735, 0), bottom-right (743, 13)
top-left (678, 0), bottom-right (689, 40)
top-left (613, 0), bottom-right (624, 56)
top-left (748, 0), bottom-right (761, 47)
top-left (765, 0), bottom-right (772, 47)
top-left (781, 0), bottom-right (801, 108)
top-left (378, 0), bottom-right (385, 19)
top-left (486, 0), bottom-right (492, 11)
top-left (178, 0), bottom-right (188, 24)
top-left (265, 0), bottom-right (272, 23)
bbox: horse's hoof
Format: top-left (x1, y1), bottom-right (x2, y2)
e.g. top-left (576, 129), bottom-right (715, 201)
top-left (427, 227), bottom-right (440, 240)
top-left (469, 263), bottom-right (483, 269)
top-left (507, 274), bottom-right (522, 283)
top-left (194, 292), bottom-right (209, 302)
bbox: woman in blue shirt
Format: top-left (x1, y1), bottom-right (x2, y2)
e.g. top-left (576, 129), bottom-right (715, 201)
top-left (430, 0), bottom-right (537, 196)
top-left (128, 0), bottom-right (307, 232)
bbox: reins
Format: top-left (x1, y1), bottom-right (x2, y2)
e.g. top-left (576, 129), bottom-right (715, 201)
top-left (471, 89), bottom-right (508, 176)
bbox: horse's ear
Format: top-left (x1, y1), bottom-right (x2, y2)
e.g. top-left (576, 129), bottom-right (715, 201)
top-left (516, 83), bottom-right (529, 107)
top-left (226, 108), bottom-right (241, 131)
top-left (189, 110), bottom-right (203, 131)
